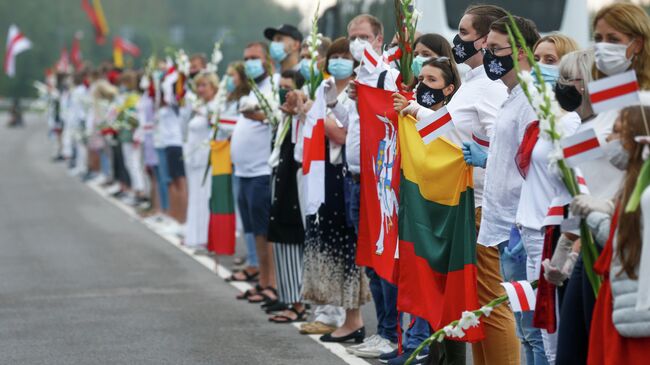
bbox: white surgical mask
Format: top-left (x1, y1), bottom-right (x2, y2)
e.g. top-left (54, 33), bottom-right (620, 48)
top-left (350, 38), bottom-right (371, 62)
top-left (594, 41), bottom-right (634, 76)
top-left (605, 139), bottom-right (630, 170)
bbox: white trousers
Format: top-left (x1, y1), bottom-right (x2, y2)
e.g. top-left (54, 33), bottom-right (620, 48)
top-left (519, 226), bottom-right (557, 365)
top-left (121, 142), bottom-right (146, 192)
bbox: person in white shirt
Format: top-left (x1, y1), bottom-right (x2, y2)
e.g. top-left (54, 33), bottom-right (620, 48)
top-left (230, 42), bottom-right (277, 305)
top-left (461, 12), bottom-right (540, 365)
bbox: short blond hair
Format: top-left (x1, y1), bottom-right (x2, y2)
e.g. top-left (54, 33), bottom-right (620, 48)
top-left (534, 33), bottom-right (579, 60)
top-left (193, 71), bottom-right (219, 92)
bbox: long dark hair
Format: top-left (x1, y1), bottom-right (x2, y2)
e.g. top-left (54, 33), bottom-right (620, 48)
top-left (420, 57), bottom-right (460, 103)
top-left (616, 105), bottom-right (650, 278)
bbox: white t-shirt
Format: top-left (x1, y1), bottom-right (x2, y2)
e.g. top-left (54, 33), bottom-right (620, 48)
top-left (445, 65), bottom-right (508, 207)
top-left (231, 76), bottom-right (274, 178)
top-left (577, 91), bottom-right (650, 199)
top-left (478, 84), bottom-right (538, 247)
top-left (158, 105), bottom-right (184, 147)
top-left (516, 112), bottom-right (582, 231)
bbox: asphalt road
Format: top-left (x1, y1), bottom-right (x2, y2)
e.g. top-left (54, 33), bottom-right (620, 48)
top-left (0, 113), bottom-right (377, 365)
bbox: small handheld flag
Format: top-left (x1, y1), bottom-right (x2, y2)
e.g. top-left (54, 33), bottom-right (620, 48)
top-left (588, 70), bottom-right (640, 114)
top-left (4, 24), bottom-right (31, 77)
top-left (501, 280), bottom-right (536, 312)
top-left (415, 106), bottom-right (454, 144)
top-left (560, 128), bottom-right (604, 168)
top-left (362, 45), bottom-right (382, 73)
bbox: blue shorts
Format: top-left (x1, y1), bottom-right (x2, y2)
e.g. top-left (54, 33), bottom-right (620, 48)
top-left (237, 175), bottom-right (271, 237)
top-left (164, 146), bottom-right (185, 179)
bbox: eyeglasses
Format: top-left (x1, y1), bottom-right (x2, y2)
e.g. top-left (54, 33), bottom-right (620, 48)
top-left (481, 46), bottom-right (512, 56)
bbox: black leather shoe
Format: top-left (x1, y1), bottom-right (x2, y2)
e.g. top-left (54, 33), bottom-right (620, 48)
top-left (319, 327), bottom-right (365, 343)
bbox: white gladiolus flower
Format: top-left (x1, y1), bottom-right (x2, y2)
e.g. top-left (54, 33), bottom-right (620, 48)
top-left (480, 305), bottom-right (494, 317)
top-left (539, 117), bottom-right (552, 140)
top-left (176, 49), bottom-right (190, 76)
top-left (412, 8), bottom-right (422, 25)
top-left (443, 325), bottom-right (466, 338)
top-left (458, 311), bottom-right (481, 330)
top-left (519, 71), bottom-right (534, 86)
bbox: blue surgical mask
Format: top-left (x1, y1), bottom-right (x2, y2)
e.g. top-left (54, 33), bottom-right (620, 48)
top-left (300, 59), bottom-right (319, 79)
top-left (531, 63), bottom-right (560, 86)
top-left (270, 41), bottom-right (287, 62)
top-left (226, 75), bottom-right (236, 93)
top-left (327, 58), bottom-right (354, 80)
top-left (244, 59), bottom-right (265, 79)
top-left (411, 55), bottom-right (430, 77)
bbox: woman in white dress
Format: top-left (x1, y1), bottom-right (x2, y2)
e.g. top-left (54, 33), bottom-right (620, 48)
top-left (183, 72), bottom-right (220, 250)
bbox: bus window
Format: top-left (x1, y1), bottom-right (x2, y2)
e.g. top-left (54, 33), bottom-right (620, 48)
top-left (444, 0), bottom-right (567, 33)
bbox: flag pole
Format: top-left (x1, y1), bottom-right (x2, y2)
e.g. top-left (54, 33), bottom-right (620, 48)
top-left (640, 103), bottom-right (650, 136)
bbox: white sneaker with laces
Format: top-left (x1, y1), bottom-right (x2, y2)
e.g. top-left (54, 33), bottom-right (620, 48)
top-left (350, 336), bottom-right (397, 358)
top-left (346, 334), bottom-right (379, 353)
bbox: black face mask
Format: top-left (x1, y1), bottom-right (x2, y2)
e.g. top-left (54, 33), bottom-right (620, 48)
top-left (554, 82), bottom-right (582, 112)
top-left (416, 82), bottom-right (446, 108)
top-left (482, 50), bottom-right (514, 81)
top-left (452, 34), bottom-right (480, 64)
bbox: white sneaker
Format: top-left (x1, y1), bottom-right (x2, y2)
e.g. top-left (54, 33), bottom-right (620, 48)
top-left (346, 334), bottom-right (380, 353)
top-left (349, 336), bottom-right (397, 358)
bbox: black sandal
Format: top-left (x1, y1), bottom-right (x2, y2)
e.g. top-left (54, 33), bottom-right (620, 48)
top-left (236, 284), bottom-right (262, 300)
top-left (268, 307), bottom-right (308, 323)
top-left (248, 287), bottom-right (277, 304)
top-left (264, 301), bottom-right (288, 314)
top-left (225, 269), bottom-right (259, 282)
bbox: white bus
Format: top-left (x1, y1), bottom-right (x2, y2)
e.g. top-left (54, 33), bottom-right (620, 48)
top-left (416, 0), bottom-right (591, 48)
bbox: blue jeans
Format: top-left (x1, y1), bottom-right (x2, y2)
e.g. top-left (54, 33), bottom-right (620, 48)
top-left (154, 148), bottom-right (170, 211)
top-left (344, 176), bottom-right (360, 233)
top-left (232, 176), bottom-right (259, 268)
top-left (366, 268), bottom-right (398, 343)
top-left (404, 316), bottom-right (430, 350)
top-left (499, 239), bottom-right (548, 365)
top-left (100, 147), bottom-right (111, 178)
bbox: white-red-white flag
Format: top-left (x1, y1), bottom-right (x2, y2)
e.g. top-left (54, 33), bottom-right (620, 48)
top-left (543, 198), bottom-right (566, 227)
top-left (560, 128), bottom-right (604, 167)
top-left (588, 70), bottom-right (640, 114)
top-left (416, 106), bottom-right (454, 144)
top-left (302, 85), bottom-right (326, 216)
top-left (71, 31), bottom-right (83, 70)
top-left (382, 46), bottom-right (401, 69)
top-left (574, 168), bottom-right (590, 195)
top-left (501, 280), bottom-right (536, 312)
top-left (362, 45), bottom-right (383, 73)
top-left (114, 36), bottom-right (140, 57)
top-left (56, 48), bottom-right (71, 73)
top-left (4, 24), bottom-right (32, 77)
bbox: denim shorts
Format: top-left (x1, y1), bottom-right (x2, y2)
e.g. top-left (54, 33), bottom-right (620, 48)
top-left (237, 175), bottom-right (271, 236)
top-left (164, 146), bottom-right (185, 179)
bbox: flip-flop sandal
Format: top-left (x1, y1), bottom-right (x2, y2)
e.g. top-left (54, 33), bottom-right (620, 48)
top-left (225, 269), bottom-right (259, 282)
top-left (269, 307), bottom-right (308, 323)
top-left (248, 287), bottom-right (277, 304)
top-left (236, 284), bottom-right (262, 300)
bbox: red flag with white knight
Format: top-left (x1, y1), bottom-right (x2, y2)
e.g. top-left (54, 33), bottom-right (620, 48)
top-left (4, 24), bottom-right (32, 77)
top-left (356, 84), bottom-right (402, 283)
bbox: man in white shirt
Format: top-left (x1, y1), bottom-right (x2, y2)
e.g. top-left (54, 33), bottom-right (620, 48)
top-left (230, 42), bottom-right (277, 302)
top-left (463, 14), bottom-right (542, 365)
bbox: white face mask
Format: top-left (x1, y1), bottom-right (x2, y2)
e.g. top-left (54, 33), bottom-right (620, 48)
top-left (350, 38), bottom-right (371, 62)
top-left (594, 41), bottom-right (634, 76)
top-left (604, 139), bottom-right (630, 170)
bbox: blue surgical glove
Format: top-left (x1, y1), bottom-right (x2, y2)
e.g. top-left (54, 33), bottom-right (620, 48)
top-left (502, 226), bottom-right (526, 263)
top-left (461, 141), bottom-right (488, 168)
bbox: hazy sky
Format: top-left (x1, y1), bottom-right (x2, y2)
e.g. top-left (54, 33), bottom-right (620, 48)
top-left (274, 0), bottom-right (650, 17)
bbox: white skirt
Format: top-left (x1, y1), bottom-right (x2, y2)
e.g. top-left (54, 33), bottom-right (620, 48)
top-left (184, 163), bottom-right (211, 247)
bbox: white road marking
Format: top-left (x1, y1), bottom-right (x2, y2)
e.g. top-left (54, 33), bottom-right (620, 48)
top-left (83, 179), bottom-right (371, 365)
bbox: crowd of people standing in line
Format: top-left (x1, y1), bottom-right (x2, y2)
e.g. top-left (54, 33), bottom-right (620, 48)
top-left (41, 2), bottom-right (650, 365)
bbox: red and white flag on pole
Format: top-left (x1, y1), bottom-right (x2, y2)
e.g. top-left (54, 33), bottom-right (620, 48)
top-left (362, 45), bottom-right (383, 74)
top-left (588, 70), bottom-right (640, 114)
top-left (416, 106), bottom-right (454, 144)
top-left (383, 46), bottom-right (402, 69)
top-left (56, 48), bottom-right (71, 73)
top-left (560, 128), bottom-right (604, 167)
top-left (574, 168), bottom-right (590, 195)
top-left (543, 197), bottom-right (566, 227)
top-left (302, 85), bottom-right (326, 216)
top-left (4, 24), bottom-right (32, 77)
top-left (501, 281), bottom-right (536, 312)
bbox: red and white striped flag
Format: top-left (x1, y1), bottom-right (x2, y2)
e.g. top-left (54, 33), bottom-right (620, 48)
top-left (362, 45), bottom-right (383, 73)
top-left (501, 280), bottom-right (536, 312)
top-left (574, 168), bottom-right (590, 195)
top-left (383, 46), bottom-right (402, 69)
top-left (416, 106), bottom-right (454, 144)
top-left (302, 85), bottom-right (327, 215)
top-left (560, 128), bottom-right (604, 167)
top-left (588, 70), bottom-right (640, 114)
top-left (4, 25), bottom-right (32, 77)
top-left (56, 48), bottom-right (71, 73)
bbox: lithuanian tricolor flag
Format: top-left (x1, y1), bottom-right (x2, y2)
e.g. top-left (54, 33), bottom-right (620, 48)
top-left (397, 114), bottom-right (483, 342)
top-left (207, 140), bottom-right (236, 255)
